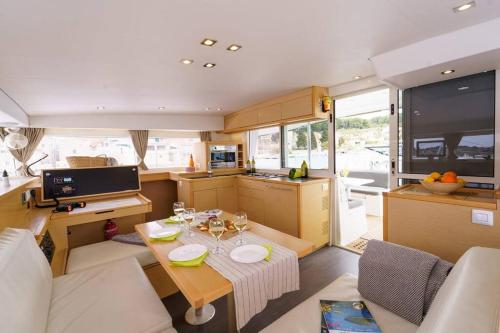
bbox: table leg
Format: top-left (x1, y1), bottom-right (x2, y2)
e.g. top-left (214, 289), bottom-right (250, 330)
top-left (227, 292), bottom-right (238, 332)
top-left (185, 304), bottom-right (215, 325)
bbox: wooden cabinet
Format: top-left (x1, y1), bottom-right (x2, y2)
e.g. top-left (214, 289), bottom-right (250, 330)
top-left (193, 189), bottom-right (218, 211)
top-left (193, 141), bottom-right (246, 171)
top-left (263, 184), bottom-right (298, 237)
top-left (223, 86), bottom-right (329, 133)
top-left (217, 186), bottom-right (237, 213)
top-left (178, 177), bottom-right (237, 213)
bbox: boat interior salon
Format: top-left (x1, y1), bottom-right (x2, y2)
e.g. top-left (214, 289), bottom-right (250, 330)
top-left (1, 1), bottom-right (500, 333)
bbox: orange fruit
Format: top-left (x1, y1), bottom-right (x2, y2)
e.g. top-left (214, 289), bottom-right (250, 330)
top-left (441, 174), bottom-right (457, 183)
top-left (443, 171), bottom-right (457, 178)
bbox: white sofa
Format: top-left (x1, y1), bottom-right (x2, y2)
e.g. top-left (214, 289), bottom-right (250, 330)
top-left (262, 246), bottom-right (500, 333)
top-left (0, 228), bottom-right (177, 333)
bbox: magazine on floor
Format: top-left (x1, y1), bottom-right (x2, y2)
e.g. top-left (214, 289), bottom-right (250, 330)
top-left (320, 300), bottom-right (381, 333)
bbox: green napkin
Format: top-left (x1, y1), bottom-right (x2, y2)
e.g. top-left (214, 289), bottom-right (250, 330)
top-left (262, 244), bottom-right (273, 262)
top-left (162, 216), bottom-right (181, 224)
top-left (149, 231), bottom-right (182, 242)
top-left (170, 251), bottom-right (208, 267)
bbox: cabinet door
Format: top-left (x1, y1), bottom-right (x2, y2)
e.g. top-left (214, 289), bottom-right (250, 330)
top-left (237, 188), bottom-right (266, 223)
top-left (225, 110), bottom-right (258, 130)
top-left (281, 94), bottom-right (312, 119)
top-left (264, 184), bottom-right (298, 236)
top-left (193, 189), bottom-right (218, 211)
top-left (217, 186), bottom-right (237, 213)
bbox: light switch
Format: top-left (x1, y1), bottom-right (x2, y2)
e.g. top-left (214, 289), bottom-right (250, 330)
top-left (322, 183), bottom-right (329, 191)
top-left (472, 209), bottom-right (494, 226)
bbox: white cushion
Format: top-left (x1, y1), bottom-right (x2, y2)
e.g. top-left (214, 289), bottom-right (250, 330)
top-left (0, 228), bottom-right (53, 333)
top-left (66, 240), bottom-right (157, 274)
top-left (262, 273), bottom-right (417, 333)
top-left (418, 247), bottom-right (500, 333)
top-left (48, 257), bottom-right (174, 333)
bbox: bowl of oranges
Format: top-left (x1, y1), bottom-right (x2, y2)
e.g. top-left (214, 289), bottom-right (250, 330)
top-left (420, 171), bottom-right (466, 195)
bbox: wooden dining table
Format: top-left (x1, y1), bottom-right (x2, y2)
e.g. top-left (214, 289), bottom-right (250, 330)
top-left (135, 212), bottom-right (315, 331)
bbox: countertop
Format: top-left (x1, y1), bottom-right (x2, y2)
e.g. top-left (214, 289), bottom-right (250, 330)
top-left (385, 184), bottom-right (497, 210)
top-left (0, 176), bottom-right (37, 199)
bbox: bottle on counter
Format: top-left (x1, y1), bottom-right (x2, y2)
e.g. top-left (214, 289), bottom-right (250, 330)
top-left (246, 159), bottom-right (251, 174)
top-left (251, 157), bottom-right (256, 174)
top-left (188, 154), bottom-right (195, 168)
top-left (301, 160), bottom-right (308, 178)
top-left (207, 161), bottom-right (213, 176)
top-left (2, 170), bottom-right (10, 187)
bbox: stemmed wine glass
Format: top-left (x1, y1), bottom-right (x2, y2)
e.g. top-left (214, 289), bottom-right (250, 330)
top-left (173, 201), bottom-right (185, 225)
top-left (209, 217), bottom-right (225, 254)
top-left (234, 212), bottom-right (248, 246)
top-left (183, 208), bottom-right (196, 237)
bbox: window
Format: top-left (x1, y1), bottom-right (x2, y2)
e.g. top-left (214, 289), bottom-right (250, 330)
top-left (0, 145), bottom-right (17, 174)
top-left (248, 127), bottom-right (281, 169)
top-left (28, 130), bottom-right (136, 173)
top-left (400, 71), bottom-right (495, 177)
top-left (284, 120), bottom-right (328, 169)
top-left (144, 133), bottom-right (200, 168)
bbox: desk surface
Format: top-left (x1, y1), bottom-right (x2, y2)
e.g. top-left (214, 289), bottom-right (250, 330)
top-left (135, 212), bottom-right (314, 308)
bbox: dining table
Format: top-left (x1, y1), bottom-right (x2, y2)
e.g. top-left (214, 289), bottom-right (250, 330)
top-left (135, 211), bottom-right (315, 332)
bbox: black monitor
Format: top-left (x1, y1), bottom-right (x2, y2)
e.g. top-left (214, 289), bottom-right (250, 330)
top-left (41, 166), bottom-right (140, 202)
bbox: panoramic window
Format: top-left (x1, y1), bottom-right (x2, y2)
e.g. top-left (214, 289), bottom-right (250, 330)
top-left (284, 120), bottom-right (328, 169)
top-left (400, 71), bottom-right (495, 177)
top-left (248, 127), bottom-right (281, 169)
top-left (144, 135), bottom-right (199, 168)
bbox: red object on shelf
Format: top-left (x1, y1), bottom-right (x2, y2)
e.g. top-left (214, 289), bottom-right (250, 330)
top-left (104, 220), bottom-right (118, 240)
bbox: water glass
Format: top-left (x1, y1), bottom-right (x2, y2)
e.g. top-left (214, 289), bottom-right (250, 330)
top-left (209, 217), bottom-right (225, 254)
top-left (183, 208), bottom-right (196, 237)
top-left (234, 211), bottom-right (247, 246)
top-left (173, 201), bottom-right (185, 223)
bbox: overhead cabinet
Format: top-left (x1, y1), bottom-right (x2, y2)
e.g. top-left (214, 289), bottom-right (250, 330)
top-left (224, 86), bottom-right (330, 133)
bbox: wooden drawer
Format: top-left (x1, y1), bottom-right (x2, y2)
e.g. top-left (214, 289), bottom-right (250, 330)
top-left (191, 177), bottom-right (236, 191)
top-left (237, 178), bottom-right (267, 191)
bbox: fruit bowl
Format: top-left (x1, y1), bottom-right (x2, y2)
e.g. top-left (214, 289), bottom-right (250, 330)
top-left (419, 180), bottom-right (464, 195)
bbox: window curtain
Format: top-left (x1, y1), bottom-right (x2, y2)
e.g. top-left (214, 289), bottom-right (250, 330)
top-left (129, 130), bottom-right (149, 170)
top-left (200, 131), bottom-right (212, 142)
top-left (0, 128), bottom-right (45, 176)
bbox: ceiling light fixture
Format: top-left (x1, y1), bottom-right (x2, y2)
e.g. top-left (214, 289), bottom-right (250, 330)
top-left (227, 44), bottom-right (242, 51)
top-left (180, 59), bottom-right (194, 65)
top-left (158, 106), bottom-right (165, 110)
top-left (201, 38), bottom-right (217, 47)
top-left (441, 69), bottom-right (455, 75)
top-left (216, 107), bottom-right (222, 111)
top-left (203, 63), bottom-right (216, 68)
top-left (97, 106), bottom-right (105, 110)
top-left (353, 75), bottom-right (362, 80)
top-left (205, 107), bottom-right (211, 111)
top-left (453, 1), bottom-right (475, 12)
top-left (3, 128), bottom-right (28, 150)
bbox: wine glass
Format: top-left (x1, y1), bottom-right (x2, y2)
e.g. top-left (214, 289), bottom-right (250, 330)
top-left (173, 201), bottom-right (185, 224)
top-left (234, 211), bottom-right (247, 246)
top-left (209, 217), bottom-right (225, 254)
top-left (183, 208), bottom-right (196, 237)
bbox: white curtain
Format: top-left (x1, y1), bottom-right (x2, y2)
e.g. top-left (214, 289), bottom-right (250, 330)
top-left (0, 128), bottom-right (45, 176)
top-left (129, 130), bottom-right (149, 170)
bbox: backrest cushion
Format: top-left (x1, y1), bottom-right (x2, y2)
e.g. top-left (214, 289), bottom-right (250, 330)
top-left (0, 228), bottom-right (53, 333)
top-left (418, 247), bottom-right (500, 333)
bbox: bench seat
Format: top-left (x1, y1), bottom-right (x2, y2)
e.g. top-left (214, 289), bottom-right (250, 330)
top-left (66, 240), bottom-right (157, 274)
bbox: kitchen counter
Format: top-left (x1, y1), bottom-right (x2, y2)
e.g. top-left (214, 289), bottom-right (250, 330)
top-left (0, 176), bottom-right (37, 199)
top-left (236, 174), bottom-right (329, 186)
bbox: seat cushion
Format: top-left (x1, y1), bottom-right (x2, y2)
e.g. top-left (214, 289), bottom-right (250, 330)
top-left (0, 228), bottom-right (53, 333)
top-left (418, 247), bottom-right (500, 333)
top-left (48, 257), bottom-right (174, 333)
top-left (262, 274), bottom-right (417, 333)
top-left (66, 240), bottom-right (157, 274)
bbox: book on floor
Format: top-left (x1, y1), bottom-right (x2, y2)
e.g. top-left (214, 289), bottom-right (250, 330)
top-left (320, 300), bottom-right (381, 333)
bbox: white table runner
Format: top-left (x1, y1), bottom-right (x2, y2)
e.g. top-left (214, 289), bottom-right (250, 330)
top-left (177, 230), bottom-right (300, 329)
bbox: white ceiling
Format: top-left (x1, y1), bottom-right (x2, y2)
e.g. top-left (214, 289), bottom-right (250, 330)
top-left (0, 0), bottom-right (499, 117)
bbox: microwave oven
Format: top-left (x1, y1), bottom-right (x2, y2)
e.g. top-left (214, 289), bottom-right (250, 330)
top-left (209, 145), bottom-right (237, 169)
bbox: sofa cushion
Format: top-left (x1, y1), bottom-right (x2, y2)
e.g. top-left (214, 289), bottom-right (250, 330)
top-left (66, 240), bottom-right (157, 274)
top-left (262, 273), bottom-right (417, 333)
top-left (48, 257), bottom-right (174, 333)
top-left (0, 228), bottom-right (53, 333)
top-left (418, 247), bottom-right (500, 333)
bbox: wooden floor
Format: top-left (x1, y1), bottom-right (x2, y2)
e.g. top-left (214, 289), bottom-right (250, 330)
top-left (162, 245), bottom-right (360, 333)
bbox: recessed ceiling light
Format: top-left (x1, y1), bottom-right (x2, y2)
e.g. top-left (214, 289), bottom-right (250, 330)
top-left (203, 63), bottom-right (216, 68)
top-left (458, 86), bottom-right (469, 91)
top-left (216, 107), bottom-right (222, 111)
top-left (353, 75), bottom-right (362, 80)
top-left (97, 106), bottom-right (105, 110)
top-left (205, 107), bottom-right (211, 111)
top-left (441, 69), bottom-right (455, 75)
top-left (453, 1), bottom-right (475, 12)
top-left (158, 106), bottom-right (165, 110)
top-left (201, 38), bottom-right (217, 47)
top-left (227, 44), bottom-right (242, 51)
top-left (180, 59), bottom-right (193, 65)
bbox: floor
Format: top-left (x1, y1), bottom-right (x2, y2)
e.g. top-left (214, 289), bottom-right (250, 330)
top-left (344, 215), bottom-right (383, 254)
top-left (162, 245), bottom-right (360, 333)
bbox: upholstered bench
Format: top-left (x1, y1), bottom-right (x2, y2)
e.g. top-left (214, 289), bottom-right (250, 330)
top-left (263, 247), bottom-right (500, 333)
top-left (66, 240), bottom-right (157, 273)
top-left (0, 228), bottom-right (177, 333)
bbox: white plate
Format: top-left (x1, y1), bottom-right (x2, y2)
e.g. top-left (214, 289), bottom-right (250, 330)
top-left (230, 244), bottom-right (268, 264)
top-left (168, 244), bottom-right (208, 262)
top-left (150, 226), bottom-right (181, 239)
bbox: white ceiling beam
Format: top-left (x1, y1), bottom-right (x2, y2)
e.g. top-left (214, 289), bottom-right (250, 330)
top-left (0, 88), bottom-right (29, 127)
top-left (29, 114), bottom-right (224, 131)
